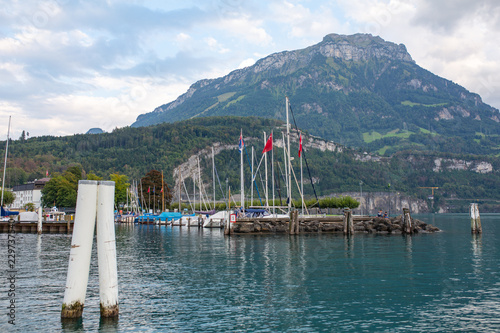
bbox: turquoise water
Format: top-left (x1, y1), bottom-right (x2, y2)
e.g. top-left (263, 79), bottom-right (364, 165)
top-left (1, 214), bottom-right (499, 332)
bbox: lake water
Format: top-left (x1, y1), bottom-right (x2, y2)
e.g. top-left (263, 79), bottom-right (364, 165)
top-left (1, 214), bottom-right (499, 332)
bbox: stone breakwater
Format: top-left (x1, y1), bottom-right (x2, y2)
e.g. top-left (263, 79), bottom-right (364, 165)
top-left (231, 215), bottom-right (440, 234)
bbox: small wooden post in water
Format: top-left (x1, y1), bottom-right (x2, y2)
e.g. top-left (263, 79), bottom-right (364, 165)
top-left (61, 180), bottom-right (98, 318)
top-left (470, 203), bottom-right (482, 234)
top-left (343, 208), bottom-right (354, 235)
top-left (37, 206), bottom-right (43, 234)
top-left (402, 208), bottom-right (413, 234)
top-left (295, 210), bottom-right (300, 234)
top-left (66, 215), bottom-right (71, 234)
top-left (96, 181), bottom-right (119, 318)
top-left (224, 212), bottom-right (230, 235)
top-left (289, 211), bottom-right (295, 235)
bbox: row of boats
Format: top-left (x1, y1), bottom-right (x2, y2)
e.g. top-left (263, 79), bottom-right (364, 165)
top-left (116, 210), bottom-right (229, 228)
top-left (115, 208), bottom-right (289, 228)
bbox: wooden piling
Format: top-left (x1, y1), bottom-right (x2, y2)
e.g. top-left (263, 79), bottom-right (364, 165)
top-left (67, 215), bottom-right (71, 234)
top-left (295, 211), bottom-right (299, 234)
top-left (288, 210), bottom-right (299, 235)
top-left (470, 203), bottom-right (482, 234)
top-left (343, 208), bottom-right (353, 235)
top-left (402, 208), bottom-right (412, 234)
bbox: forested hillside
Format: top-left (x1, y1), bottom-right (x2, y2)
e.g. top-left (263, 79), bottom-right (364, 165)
top-left (3, 116), bottom-right (500, 212)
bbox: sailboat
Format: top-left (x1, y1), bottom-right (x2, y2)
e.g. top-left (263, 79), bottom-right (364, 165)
top-left (1, 116), bottom-right (19, 220)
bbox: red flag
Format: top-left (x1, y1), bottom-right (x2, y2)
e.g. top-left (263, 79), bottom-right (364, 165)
top-left (147, 186), bottom-right (150, 193)
top-left (298, 133), bottom-right (303, 157)
top-left (161, 187), bottom-right (163, 193)
top-left (262, 133), bottom-right (273, 154)
top-left (46, 170), bottom-right (49, 176)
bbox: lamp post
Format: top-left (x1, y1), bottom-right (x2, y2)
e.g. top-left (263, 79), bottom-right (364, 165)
top-left (359, 180), bottom-right (363, 215)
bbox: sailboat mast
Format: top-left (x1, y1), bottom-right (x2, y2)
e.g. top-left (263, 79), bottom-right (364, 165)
top-left (1, 116), bottom-right (11, 207)
top-left (212, 147), bottom-right (215, 210)
top-left (300, 132), bottom-right (304, 214)
top-left (282, 132), bottom-right (288, 207)
top-left (162, 171), bottom-right (165, 212)
top-left (178, 167), bottom-right (181, 212)
top-left (286, 97), bottom-right (291, 214)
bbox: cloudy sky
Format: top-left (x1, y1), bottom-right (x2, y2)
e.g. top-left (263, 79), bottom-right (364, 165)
top-left (1, 0), bottom-right (499, 138)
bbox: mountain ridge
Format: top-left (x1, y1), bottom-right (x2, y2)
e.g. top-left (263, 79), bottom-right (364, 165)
top-left (132, 33), bottom-right (499, 155)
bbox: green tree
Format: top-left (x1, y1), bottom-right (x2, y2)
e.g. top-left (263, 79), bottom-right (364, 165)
top-left (1, 190), bottom-right (15, 206)
top-left (110, 173), bottom-right (130, 208)
top-left (141, 170), bottom-right (173, 211)
top-left (41, 166), bottom-right (82, 207)
top-left (24, 202), bottom-right (36, 211)
top-left (86, 173), bottom-right (102, 180)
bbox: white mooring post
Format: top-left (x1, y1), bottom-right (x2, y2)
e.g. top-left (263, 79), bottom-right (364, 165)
top-left (97, 181), bottom-right (119, 317)
top-left (37, 206), bottom-right (43, 234)
top-left (62, 180), bottom-right (119, 319)
top-left (61, 180), bottom-right (99, 318)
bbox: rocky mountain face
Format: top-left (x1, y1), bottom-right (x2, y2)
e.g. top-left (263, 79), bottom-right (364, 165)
top-left (132, 33), bottom-right (500, 155)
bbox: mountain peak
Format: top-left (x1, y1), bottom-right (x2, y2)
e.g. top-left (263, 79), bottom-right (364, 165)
top-left (318, 33), bottom-right (413, 62)
top-left (132, 33), bottom-right (499, 156)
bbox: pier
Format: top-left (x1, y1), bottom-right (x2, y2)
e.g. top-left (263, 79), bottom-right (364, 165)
top-left (0, 220), bottom-right (74, 233)
top-left (231, 212), bottom-right (439, 234)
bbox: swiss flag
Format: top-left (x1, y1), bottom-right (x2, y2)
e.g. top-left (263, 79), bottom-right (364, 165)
top-left (262, 133), bottom-right (273, 154)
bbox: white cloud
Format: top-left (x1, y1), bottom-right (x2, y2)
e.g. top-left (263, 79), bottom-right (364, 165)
top-left (204, 37), bottom-right (230, 54)
top-left (237, 58), bottom-right (256, 69)
top-left (218, 16), bottom-right (273, 46)
top-left (336, 0), bottom-right (500, 108)
top-left (1, 0), bottom-right (500, 140)
top-left (269, 1), bottom-right (343, 39)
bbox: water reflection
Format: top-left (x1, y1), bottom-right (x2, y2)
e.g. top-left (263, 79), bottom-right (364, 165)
top-left (61, 317), bottom-right (84, 332)
top-left (99, 316), bottom-right (119, 332)
top-left (344, 235), bottom-right (354, 258)
top-left (5, 216), bottom-right (500, 332)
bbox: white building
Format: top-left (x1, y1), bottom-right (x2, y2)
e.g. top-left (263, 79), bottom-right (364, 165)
top-left (12, 178), bottom-right (50, 209)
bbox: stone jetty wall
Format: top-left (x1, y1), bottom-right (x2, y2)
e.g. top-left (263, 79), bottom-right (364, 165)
top-left (232, 215), bottom-right (439, 234)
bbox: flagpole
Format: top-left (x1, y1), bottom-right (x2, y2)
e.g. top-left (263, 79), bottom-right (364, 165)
top-left (251, 146), bottom-right (254, 207)
top-left (240, 129), bottom-right (244, 213)
top-left (271, 130), bottom-right (275, 216)
top-left (264, 131), bottom-right (268, 208)
top-left (286, 97), bottom-right (291, 214)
